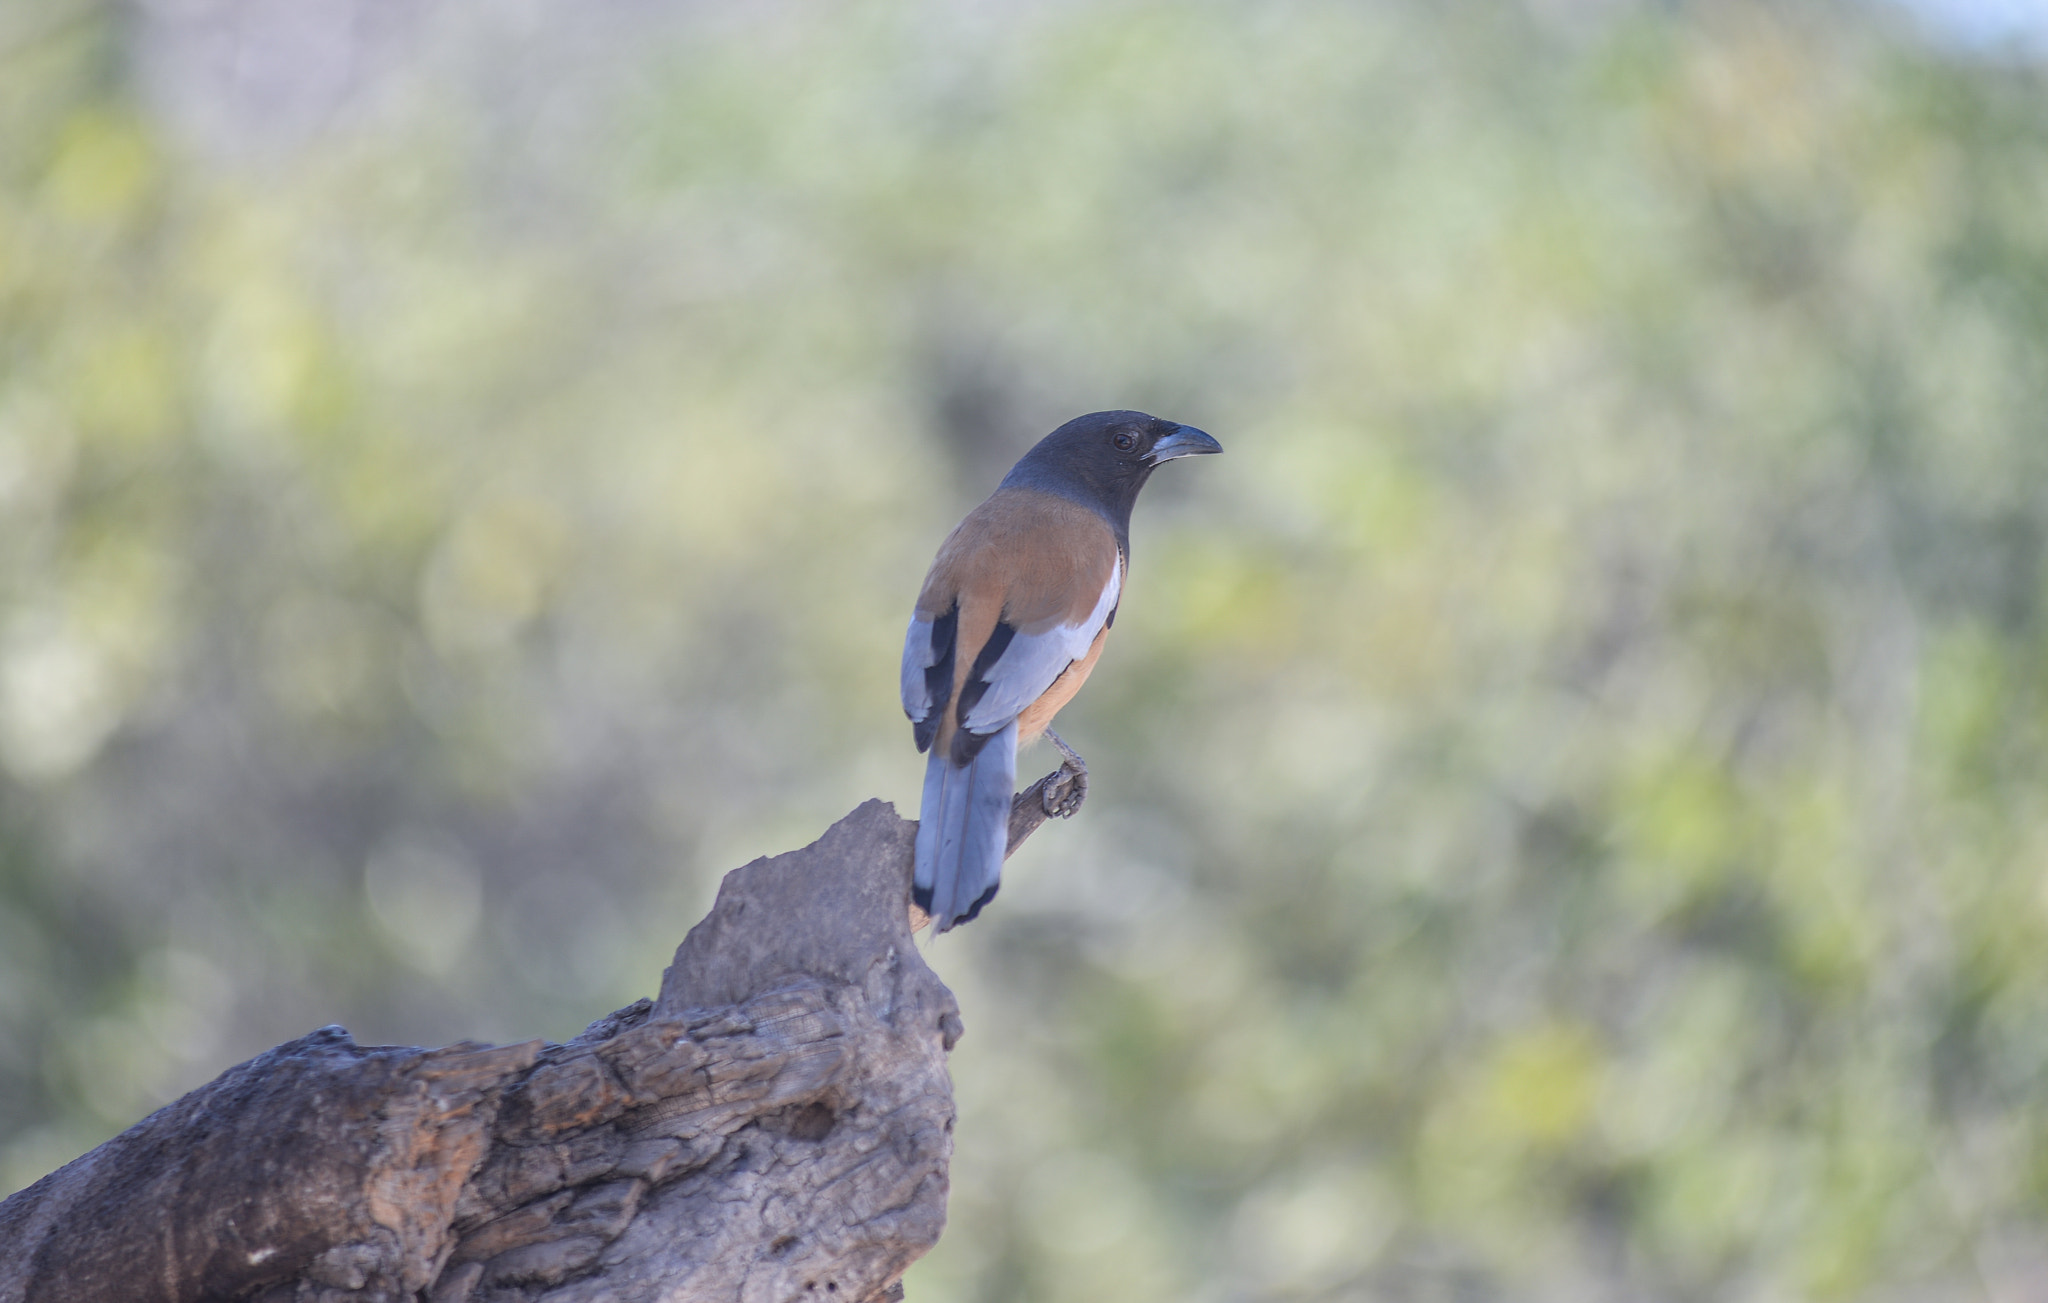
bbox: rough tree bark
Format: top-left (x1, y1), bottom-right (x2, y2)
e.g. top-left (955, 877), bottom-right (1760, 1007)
top-left (0, 762), bottom-right (1084, 1303)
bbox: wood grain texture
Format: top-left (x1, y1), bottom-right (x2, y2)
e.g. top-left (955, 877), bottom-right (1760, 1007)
top-left (0, 800), bottom-right (958, 1303)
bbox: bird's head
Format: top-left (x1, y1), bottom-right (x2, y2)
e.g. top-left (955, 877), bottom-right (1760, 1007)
top-left (1000, 410), bottom-right (1222, 527)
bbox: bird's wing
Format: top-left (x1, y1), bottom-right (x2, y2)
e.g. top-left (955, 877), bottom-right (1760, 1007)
top-left (901, 605), bottom-right (956, 751)
top-left (905, 487), bottom-right (1122, 748)
top-left (958, 552), bottom-right (1120, 733)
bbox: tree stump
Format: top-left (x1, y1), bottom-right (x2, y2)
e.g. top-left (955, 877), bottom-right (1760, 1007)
top-left (0, 751), bottom-right (1088, 1302)
top-left (0, 801), bottom-right (964, 1303)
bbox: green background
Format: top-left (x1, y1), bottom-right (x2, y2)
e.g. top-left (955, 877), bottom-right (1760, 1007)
top-left (5, 1), bottom-right (2048, 1297)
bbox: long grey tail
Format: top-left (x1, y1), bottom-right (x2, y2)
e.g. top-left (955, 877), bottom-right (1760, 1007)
top-left (913, 720), bottom-right (1017, 933)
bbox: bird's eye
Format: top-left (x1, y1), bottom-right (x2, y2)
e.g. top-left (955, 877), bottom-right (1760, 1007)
top-left (1113, 432), bottom-right (1136, 451)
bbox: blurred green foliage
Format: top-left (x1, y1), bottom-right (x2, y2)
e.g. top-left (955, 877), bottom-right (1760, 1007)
top-left (6, 0), bottom-right (2048, 1297)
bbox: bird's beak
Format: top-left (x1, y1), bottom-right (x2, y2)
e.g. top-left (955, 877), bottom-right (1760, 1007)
top-left (1147, 424), bottom-right (1223, 463)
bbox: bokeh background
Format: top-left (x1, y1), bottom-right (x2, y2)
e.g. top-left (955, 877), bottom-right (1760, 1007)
top-left (7, 0), bottom-right (2048, 1297)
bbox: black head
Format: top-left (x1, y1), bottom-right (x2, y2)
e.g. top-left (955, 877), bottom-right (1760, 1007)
top-left (998, 410), bottom-right (1222, 549)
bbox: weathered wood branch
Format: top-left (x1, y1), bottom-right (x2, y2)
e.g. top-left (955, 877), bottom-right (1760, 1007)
top-left (0, 769), bottom-right (1082, 1303)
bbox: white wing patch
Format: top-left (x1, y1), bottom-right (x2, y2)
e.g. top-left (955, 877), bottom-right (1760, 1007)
top-left (901, 615), bottom-right (940, 722)
top-left (960, 555), bottom-right (1122, 733)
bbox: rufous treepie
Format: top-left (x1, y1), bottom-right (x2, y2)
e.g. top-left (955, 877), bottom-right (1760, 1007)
top-left (901, 410), bottom-right (1222, 933)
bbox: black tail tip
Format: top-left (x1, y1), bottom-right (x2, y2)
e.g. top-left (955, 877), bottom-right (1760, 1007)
top-left (955, 880), bottom-right (1000, 927)
top-left (912, 880), bottom-right (1000, 933)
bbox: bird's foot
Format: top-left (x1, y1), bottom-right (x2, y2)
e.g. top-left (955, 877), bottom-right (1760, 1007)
top-left (1040, 728), bottom-right (1089, 819)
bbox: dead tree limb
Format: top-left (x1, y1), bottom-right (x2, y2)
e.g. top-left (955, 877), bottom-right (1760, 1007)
top-left (0, 770), bottom-right (1082, 1303)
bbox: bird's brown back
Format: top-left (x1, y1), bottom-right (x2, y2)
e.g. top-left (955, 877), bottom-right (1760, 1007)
top-left (915, 487), bottom-right (1121, 750)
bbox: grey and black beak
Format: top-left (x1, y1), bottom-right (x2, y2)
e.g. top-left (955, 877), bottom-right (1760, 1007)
top-left (1147, 424), bottom-right (1223, 463)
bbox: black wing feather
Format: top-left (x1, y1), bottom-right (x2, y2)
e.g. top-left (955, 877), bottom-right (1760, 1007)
top-left (911, 603), bottom-right (958, 754)
top-left (949, 619), bottom-right (1018, 764)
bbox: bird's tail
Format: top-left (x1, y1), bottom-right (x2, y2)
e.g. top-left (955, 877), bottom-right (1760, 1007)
top-left (914, 720), bottom-right (1017, 933)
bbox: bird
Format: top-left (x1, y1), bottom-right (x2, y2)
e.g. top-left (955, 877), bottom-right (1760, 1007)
top-left (901, 409), bottom-right (1223, 933)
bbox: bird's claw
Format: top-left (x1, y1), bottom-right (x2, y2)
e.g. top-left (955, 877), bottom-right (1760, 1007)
top-left (1041, 761), bottom-right (1088, 819)
top-left (1040, 728), bottom-right (1089, 819)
